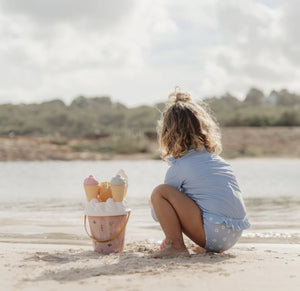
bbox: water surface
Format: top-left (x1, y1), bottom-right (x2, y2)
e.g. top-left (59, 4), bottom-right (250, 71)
top-left (0, 159), bottom-right (299, 244)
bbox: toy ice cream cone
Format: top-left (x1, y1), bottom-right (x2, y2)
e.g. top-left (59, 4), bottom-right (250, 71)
top-left (110, 174), bottom-right (127, 202)
top-left (111, 185), bottom-right (126, 202)
top-left (84, 175), bottom-right (99, 201)
top-left (117, 169), bottom-right (128, 194)
top-left (97, 182), bottom-right (113, 202)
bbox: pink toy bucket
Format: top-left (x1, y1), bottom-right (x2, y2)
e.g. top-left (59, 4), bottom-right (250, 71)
top-left (84, 211), bottom-right (131, 254)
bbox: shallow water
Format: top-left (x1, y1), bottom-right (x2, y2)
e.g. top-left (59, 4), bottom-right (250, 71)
top-left (0, 159), bottom-right (299, 244)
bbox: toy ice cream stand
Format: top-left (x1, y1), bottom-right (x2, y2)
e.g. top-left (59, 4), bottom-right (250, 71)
top-left (83, 170), bottom-right (131, 254)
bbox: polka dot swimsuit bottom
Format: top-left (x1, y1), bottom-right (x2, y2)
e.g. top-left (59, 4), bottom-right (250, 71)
top-left (203, 216), bottom-right (243, 253)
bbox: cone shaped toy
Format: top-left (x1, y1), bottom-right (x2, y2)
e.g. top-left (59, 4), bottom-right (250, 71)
top-left (111, 185), bottom-right (127, 202)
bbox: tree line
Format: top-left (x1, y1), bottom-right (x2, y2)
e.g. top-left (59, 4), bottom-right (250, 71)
top-left (0, 88), bottom-right (299, 137)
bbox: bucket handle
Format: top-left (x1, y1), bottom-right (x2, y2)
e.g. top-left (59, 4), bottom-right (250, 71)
top-left (84, 211), bottom-right (131, 243)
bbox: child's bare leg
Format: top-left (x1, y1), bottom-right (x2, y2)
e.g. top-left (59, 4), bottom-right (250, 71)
top-left (151, 184), bottom-right (206, 258)
top-left (150, 186), bottom-right (188, 258)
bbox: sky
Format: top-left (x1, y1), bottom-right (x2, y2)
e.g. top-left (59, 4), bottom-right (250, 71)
top-left (0, 0), bottom-right (299, 107)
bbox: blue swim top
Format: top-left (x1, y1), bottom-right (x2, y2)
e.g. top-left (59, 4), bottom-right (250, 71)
top-left (165, 148), bottom-right (250, 231)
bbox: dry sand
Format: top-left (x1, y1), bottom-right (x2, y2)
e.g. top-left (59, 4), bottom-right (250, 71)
top-left (1, 127), bottom-right (300, 161)
top-left (0, 241), bottom-right (299, 291)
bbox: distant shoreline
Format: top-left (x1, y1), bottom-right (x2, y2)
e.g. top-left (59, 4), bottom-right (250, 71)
top-left (0, 126), bottom-right (300, 161)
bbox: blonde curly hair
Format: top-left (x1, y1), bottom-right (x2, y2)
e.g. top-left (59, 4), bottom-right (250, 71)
top-left (157, 86), bottom-right (222, 160)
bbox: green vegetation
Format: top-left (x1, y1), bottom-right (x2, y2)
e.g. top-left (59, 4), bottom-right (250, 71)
top-left (0, 88), bottom-right (300, 138)
top-left (205, 88), bottom-right (300, 126)
top-left (0, 97), bottom-right (161, 137)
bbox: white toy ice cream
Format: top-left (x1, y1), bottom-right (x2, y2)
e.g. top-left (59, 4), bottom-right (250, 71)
top-left (110, 173), bottom-right (127, 202)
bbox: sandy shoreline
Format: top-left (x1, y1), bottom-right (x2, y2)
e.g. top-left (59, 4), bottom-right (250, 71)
top-left (1, 127), bottom-right (300, 161)
top-left (0, 241), bottom-right (299, 291)
top-left (1, 214), bottom-right (300, 290)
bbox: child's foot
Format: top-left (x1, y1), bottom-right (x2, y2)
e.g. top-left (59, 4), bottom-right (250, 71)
top-left (151, 245), bottom-right (190, 258)
top-left (192, 246), bottom-right (207, 253)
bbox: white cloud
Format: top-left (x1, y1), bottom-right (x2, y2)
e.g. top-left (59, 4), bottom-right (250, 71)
top-left (199, 0), bottom-right (300, 98)
top-left (0, 0), bottom-right (135, 29)
top-left (0, 0), bottom-right (299, 106)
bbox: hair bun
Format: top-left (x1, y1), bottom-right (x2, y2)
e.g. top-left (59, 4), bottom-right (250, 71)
top-left (168, 86), bottom-right (191, 103)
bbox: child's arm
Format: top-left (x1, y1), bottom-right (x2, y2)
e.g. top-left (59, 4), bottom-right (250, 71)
top-left (164, 163), bottom-right (183, 191)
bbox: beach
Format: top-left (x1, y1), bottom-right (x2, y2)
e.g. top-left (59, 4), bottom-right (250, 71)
top-left (0, 159), bottom-right (300, 290)
top-left (1, 241), bottom-right (300, 291)
top-left (2, 0), bottom-right (300, 288)
top-left (1, 216), bottom-right (300, 291)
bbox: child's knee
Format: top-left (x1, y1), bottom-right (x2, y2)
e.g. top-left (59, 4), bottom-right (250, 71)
top-left (151, 184), bottom-right (167, 204)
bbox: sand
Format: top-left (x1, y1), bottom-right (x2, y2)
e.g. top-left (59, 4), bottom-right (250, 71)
top-left (1, 127), bottom-right (300, 161)
top-left (0, 241), bottom-right (299, 291)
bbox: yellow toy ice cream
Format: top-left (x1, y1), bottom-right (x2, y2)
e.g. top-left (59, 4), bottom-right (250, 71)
top-left (83, 175), bottom-right (99, 201)
top-left (97, 181), bottom-right (113, 202)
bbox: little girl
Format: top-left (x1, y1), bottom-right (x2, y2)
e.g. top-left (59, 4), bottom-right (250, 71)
top-left (151, 87), bottom-right (250, 258)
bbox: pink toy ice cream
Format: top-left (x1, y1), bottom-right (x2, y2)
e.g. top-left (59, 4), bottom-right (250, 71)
top-left (84, 175), bottom-right (99, 201)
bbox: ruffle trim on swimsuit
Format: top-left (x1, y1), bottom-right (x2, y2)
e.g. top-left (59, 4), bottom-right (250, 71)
top-left (203, 212), bottom-right (251, 231)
